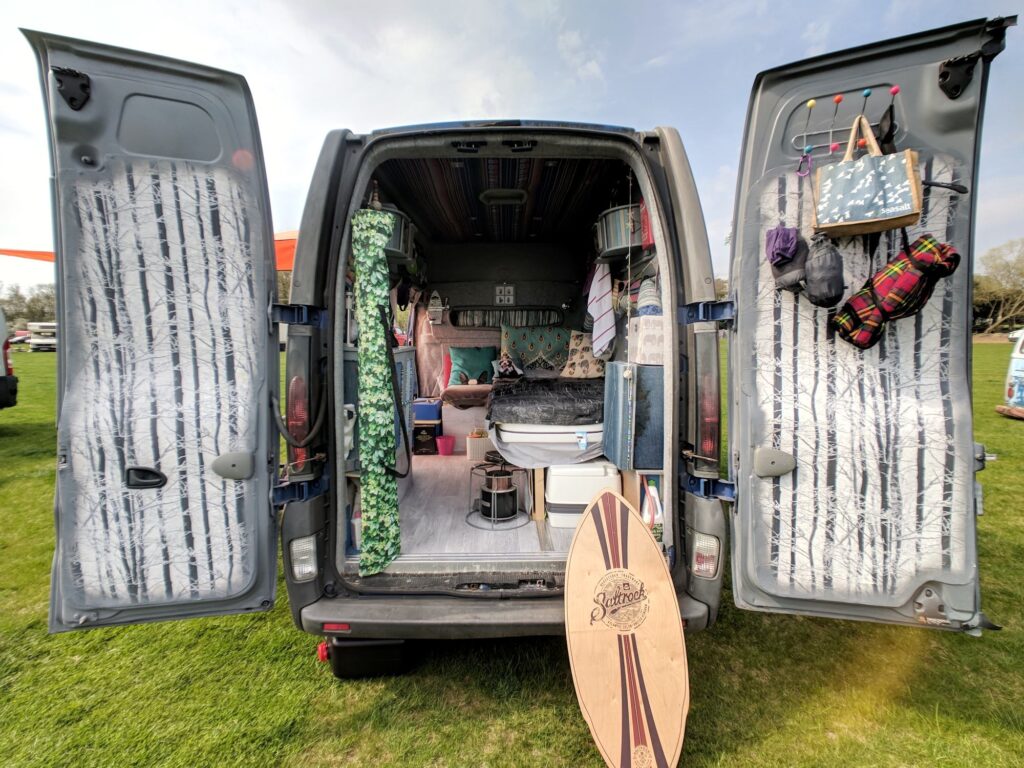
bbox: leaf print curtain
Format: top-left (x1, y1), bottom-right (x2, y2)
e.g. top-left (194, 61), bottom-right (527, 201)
top-left (353, 209), bottom-right (401, 576)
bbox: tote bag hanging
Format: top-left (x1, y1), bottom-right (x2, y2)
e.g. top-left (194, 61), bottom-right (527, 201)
top-left (814, 114), bottom-right (921, 236)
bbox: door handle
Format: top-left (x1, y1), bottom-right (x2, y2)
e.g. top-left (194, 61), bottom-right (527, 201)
top-left (124, 466), bottom-right (167, 489)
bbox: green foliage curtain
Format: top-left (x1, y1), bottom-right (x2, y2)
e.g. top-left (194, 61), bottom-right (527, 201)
top-left (353, 209), bottom-right (400, 576)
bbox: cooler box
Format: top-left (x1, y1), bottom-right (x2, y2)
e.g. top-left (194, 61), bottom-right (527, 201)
top-left (545, 460), bottom-right (622, 528)
top-left (603, 361), bottom-right (664, 470)
top-left (412, 397), bottom-right (443, 421)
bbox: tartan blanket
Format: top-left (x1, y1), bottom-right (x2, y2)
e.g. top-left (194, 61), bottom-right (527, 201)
top-left (832, 234), bottom-right (959, 349)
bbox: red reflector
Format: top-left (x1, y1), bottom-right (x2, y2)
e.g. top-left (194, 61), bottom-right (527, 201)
top-left (316, 641), bottom-right (329, 662)
top-left (322, 622), bottom-right (350, 633)
top-left (2, 340), bottom-right (12, 377)
top-left (287, 375), bottom-right (310, 473)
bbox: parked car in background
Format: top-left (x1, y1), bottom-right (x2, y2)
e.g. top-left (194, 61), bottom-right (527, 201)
top-left (0, 308), bottom-right (17, 409)
top-left (997, 331), bottom-right (1024, 419)
top-left (27, 321), bottom-right (57, 352)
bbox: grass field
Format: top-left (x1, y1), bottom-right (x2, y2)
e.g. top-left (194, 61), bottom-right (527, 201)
top-left (1, 346), bottom-right (1022, 767)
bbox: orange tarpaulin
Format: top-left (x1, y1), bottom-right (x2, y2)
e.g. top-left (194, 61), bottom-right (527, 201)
top-left (1, 231), bottom-right (299, 271)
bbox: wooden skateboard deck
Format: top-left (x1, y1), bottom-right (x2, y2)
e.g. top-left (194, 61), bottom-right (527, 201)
top-left (565, 490), bottom-right (689, 768)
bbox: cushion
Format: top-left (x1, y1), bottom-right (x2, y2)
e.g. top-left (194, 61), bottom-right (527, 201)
top-left (441, 384), bottom-right (492, 409)
top-left (491, 356), bottom-right (523, 377)
top-left (560, 331), bottom-right (605, 378)
top-left (441, 352), bottom-right (453, 390)
top-left (500, 324), bottom-right (572, 371)
top-left (448, 346), bottom-right (497, 387)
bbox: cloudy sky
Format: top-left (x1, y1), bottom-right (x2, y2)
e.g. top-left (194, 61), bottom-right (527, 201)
top-left (1, 0), bottom-right (1021, 288)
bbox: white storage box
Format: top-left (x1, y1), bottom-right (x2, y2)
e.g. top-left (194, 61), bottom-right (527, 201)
top-left (545, 460), bottom-right (622, 528)
top-left (466, 434), bottom-right (495, 461)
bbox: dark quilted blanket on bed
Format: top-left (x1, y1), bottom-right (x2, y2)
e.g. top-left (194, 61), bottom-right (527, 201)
top-left (487, 377), bottom-right (605, 426)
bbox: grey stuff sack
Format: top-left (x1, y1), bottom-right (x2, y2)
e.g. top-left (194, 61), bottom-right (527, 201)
top-left (771, 236), bottom-right (807, 293)
top-left (804, 234), bottom-right (845, 307)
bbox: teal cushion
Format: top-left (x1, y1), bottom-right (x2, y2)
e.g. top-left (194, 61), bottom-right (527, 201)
top-left (448, 346), bottom-right (497, 387)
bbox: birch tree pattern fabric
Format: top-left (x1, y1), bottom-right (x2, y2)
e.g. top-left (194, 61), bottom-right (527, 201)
top-left (59, 159), bottom-right (263, 608)
top-left (736, 155), bottom-right (974, 603)
top-left (353, 209), bottom-right (401, 576)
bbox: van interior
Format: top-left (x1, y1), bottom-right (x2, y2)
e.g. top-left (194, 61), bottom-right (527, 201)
top-left (335, 140), bottom-right (676, 584)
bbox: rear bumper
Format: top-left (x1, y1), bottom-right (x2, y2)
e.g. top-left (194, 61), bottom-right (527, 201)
top-left (0, 376), bottom-right (17, 408)
top-left (299, 591), bottom-right (710, 639)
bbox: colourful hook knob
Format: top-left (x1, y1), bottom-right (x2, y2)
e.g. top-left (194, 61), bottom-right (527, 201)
top-left (862, 88), bottom-right (872, 98)
top-left (833, 94), bottom-right (843, 104)
top-left (857, 138), bottom-right (867, 149)
top-left (806, 99), bottom-right (816, 109)
top-left (829, 142), bottom-right (840, 152)
top-left (889, 84), bottom-right (900, 96)
top-left (804, 145), bottom-right (813, 154)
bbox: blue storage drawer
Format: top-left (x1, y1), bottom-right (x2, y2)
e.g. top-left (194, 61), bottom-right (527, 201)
top-left (603, 361), bottom-right (664, 470)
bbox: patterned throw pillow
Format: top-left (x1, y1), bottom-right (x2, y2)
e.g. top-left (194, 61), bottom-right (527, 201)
top-left (500, 324), bottom-right (571, 371)
top-left (560, 331), bottom-right (605, 379)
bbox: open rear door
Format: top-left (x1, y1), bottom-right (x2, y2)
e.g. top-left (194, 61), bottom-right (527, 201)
top-left (728, 18), bottom-right (1013, 631)
top-left (25, 31), bottom-right (279, 631)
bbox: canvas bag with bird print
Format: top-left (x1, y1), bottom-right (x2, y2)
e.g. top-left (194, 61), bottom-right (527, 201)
top-left (813, 114), bottom-right (922, 236)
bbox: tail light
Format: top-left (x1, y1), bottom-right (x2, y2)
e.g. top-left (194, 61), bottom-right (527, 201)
top-left (287, 375), bottom-right (309, 473)
top-left (690, 531), bottom-right (721, 579)
top-left (692, 330), bottom-right (720, 473)
top-left (2, 340), bottom-right (12, 377)
top-left (288, 534), bottom-right (318, 582)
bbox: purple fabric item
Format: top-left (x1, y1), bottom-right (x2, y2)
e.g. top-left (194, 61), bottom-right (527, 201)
top-left (765, 225), bottom-right (799, 265)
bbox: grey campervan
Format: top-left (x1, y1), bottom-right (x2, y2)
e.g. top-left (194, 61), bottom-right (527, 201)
top-left (28, 17), bottom-right (1010, 677)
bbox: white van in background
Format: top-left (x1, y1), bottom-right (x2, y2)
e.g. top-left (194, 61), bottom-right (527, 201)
top-left (27, 321), bottom-right (57, 352)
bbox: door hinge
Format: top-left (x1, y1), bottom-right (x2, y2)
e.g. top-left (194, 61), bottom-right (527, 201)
top-left (273, 474), bottom-right (328, 506)
top-left (679, 299), bottom-right (734, 326)
top-left (51, 67), bottom-right (90, 111)
top-left (682, 474), bottom-right (735, 502)
top-left (271, 303), bottom-right (327, 328)
top-left (938, 16), bottom-right (1016, 99)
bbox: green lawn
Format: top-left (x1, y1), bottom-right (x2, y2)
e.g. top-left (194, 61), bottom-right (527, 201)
top-left (1, 346), bottom-right (1022, 767)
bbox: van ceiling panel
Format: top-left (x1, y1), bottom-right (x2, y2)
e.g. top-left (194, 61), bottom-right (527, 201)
top-left (375, 157), bottom-right (624, 243)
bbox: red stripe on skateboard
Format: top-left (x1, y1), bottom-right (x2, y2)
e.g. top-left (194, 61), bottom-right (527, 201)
top-left (620, 499), bottom-right (629, 569)
top-left (616, 635), bottom-right (631, 767)
top-left (622, 633), bottom-right (647, 749)
top-left (603, 497), bottom-right (621, 569)
top-left (629, 633), bottom-right (668, 768)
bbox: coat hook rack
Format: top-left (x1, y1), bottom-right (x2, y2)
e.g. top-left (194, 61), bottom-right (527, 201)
top-left (788, 84), bottom-right (901, 155)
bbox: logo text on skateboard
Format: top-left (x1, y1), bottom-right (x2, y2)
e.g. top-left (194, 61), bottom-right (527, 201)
top-left (590, 569), bottom-right (649, 632)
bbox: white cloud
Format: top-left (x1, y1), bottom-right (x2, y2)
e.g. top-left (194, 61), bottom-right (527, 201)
top-left (643, 54), bottom-right (671, 70)
top-left (557, 29), bottom-right (604, 82)
top-left (801, 20), bottom-right (831, 56)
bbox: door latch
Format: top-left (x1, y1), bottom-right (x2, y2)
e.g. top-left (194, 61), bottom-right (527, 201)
top-left (51, 67), bottom-right (90, 111)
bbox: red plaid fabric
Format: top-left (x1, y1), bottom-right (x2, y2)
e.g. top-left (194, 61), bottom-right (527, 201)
top-left (832, 235), bottom-right (959, 349)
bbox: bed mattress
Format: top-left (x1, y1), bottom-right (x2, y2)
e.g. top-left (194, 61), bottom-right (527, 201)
top-left (490, 422), bottom-right (604, 468)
